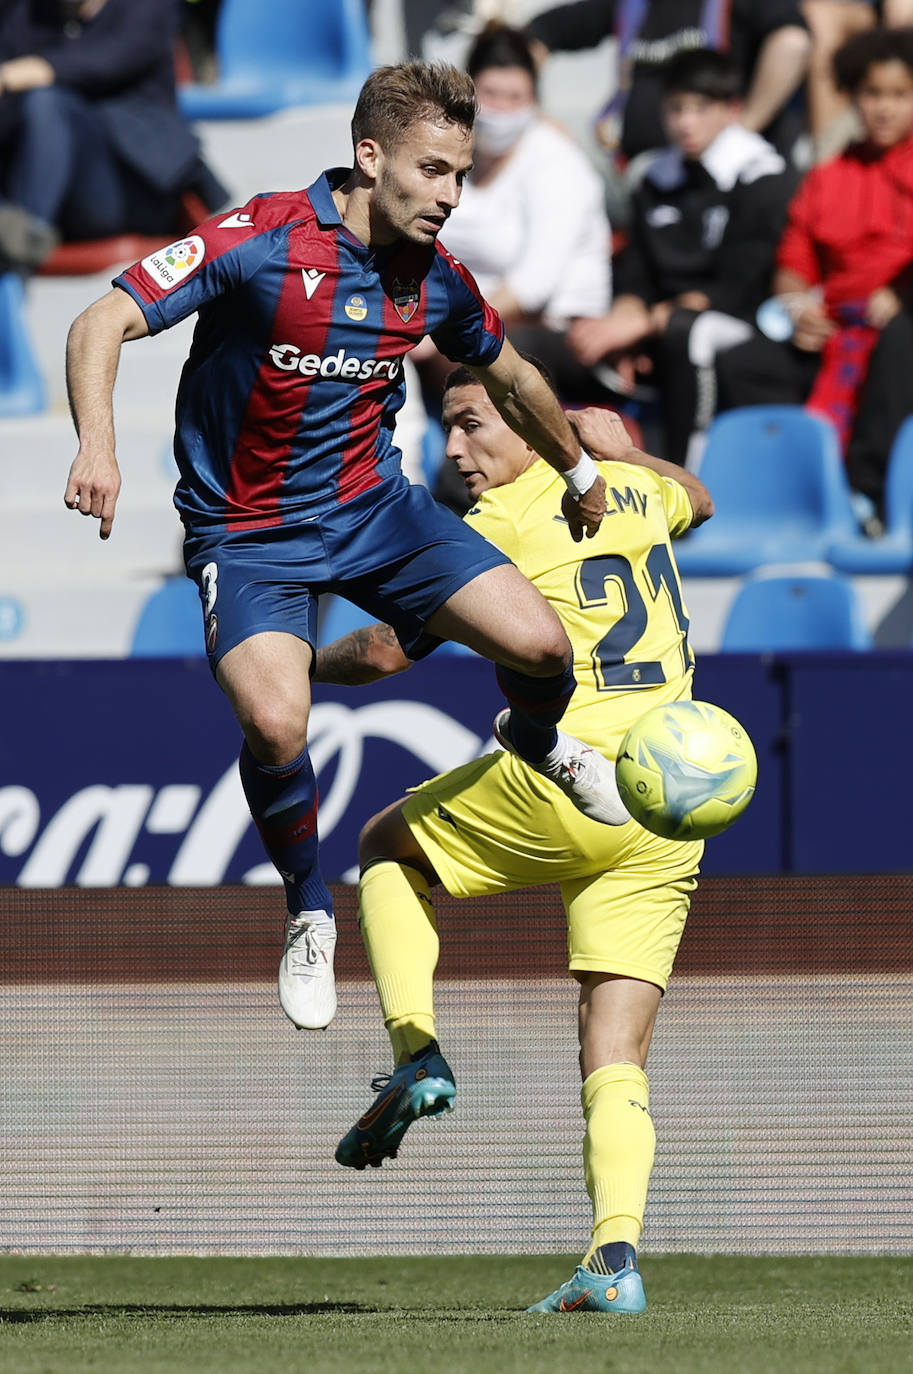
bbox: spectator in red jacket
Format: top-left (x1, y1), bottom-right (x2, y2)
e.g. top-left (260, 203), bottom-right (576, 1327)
top-left (716, 26), bottom-right (913, 523)
top-left (802, 0), bottom-right (913, 160)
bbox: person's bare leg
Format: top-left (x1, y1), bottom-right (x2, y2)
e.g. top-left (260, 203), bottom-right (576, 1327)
top-left (577, 972), bottom-right (661, 1079)
top-left (217, 629), bottom-right (313, 762)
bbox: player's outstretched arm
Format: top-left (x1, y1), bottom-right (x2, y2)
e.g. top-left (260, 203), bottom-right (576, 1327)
top-left (467, 338), bottom-right (607, 542)
top-left (568, 407), bottom-right (714, 529)
top-left (64, 288), bottom-right (149, 540)
top-left (314, 623), bottom-right (413, 686)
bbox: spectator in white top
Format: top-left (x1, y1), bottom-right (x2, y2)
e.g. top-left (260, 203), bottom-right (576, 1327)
top-left (438, 24), bottom-right (611, 330)
top-left (414, 25), bottom-right (613, 509)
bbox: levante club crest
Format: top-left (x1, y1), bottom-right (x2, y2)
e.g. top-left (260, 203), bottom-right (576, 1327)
top-left (392, 277), bottom-right (420, 323)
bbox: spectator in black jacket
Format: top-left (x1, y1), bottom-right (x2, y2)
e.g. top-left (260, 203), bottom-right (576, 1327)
top-left (528, 0), bottom-right (809, 225)
top-left (522, 49), bottom-right (797, 466)
top-left (0, 0), bottom-right (227, 272)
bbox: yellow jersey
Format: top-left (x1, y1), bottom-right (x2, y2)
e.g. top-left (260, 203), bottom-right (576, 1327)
top-left (465, 457), bottom-right (696, 758)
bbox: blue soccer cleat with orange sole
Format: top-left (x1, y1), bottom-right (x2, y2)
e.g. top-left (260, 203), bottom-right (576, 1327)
top-left (526, 1261), bottom-right (647, 1314)
top-left (335, 1043), bottom-right (456, 1169)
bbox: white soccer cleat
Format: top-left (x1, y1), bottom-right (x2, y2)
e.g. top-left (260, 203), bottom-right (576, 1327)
top-left (493, 710), bottom-right (631, 827)
top-left (278, 914), bottom-right (337, 1030)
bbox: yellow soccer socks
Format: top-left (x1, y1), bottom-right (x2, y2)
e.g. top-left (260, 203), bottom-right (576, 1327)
top-left (358, 860), bottom-right (439, 1065)
top-left (581, 1062), bottom-right (655, 1268)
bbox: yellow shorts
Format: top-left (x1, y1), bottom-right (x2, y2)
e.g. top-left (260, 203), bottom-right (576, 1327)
top-left (401, 748), bottom-right (702, 991)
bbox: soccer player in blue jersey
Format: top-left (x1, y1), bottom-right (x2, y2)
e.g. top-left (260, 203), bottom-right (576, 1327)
top-left (314, 371), bottom-right (713, 1316)
top-left (62, 61), bottom-right (625, 1033)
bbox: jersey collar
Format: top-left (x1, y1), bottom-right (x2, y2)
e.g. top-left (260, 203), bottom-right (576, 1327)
top-left (308, 168), bottom-right (349, 228)
top-left (309, 166), bottom-right (390, 262)
top-left (308, 166), bottom-right (436, 274)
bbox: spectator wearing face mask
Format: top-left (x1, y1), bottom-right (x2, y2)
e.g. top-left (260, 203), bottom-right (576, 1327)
top-left (438, 24), bottom-right (611, 332)
top-left (412, 23), bottom-right (612, 511)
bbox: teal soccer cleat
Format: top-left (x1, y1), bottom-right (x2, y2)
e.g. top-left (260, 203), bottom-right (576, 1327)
top-left (335, 1044), bottom-right (456, 1169)
top-left (526, 1262), bottom-right (647, 1314)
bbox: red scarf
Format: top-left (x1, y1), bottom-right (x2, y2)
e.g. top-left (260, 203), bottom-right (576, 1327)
top-left (804, 303), bottom-right (878, 454)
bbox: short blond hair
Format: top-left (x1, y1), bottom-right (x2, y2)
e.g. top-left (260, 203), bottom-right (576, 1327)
top-left (351, 61), bottom-right (477, 152)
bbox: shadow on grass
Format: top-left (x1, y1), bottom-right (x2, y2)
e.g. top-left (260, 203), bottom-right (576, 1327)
top-left (0, 1301), bottom-right (374, 1322)
top-left (0, 1302), bottom-right (523, 1324)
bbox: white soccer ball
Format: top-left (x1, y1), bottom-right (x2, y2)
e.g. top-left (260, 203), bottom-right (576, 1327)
top-left (615, 699), bottom-right (757, 841)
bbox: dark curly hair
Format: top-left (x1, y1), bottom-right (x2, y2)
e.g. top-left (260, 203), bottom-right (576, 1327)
top-left (833, 27), bottom-right (913, 93)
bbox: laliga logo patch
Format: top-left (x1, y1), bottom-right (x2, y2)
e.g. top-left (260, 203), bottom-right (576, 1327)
top-left (141, 235), bottom-right (205, 288)
top-left (345, 293), bottom-right (368, 321)
top-left (392, 276), bottom-right (419, 323)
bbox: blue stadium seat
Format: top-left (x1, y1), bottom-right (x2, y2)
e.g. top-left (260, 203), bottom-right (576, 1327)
top-left (178, 0), bottom-right (373, 120)
top-left (130, 576), bottom-right (205, 657)
top-left (675, 406), bottom-right (857, 576)
top-left (720, 569), bottom-right (871, 651)
top-left (0, 272), bottom-right (45, 417)
top-left (828, 416), bottom-right (913, 575)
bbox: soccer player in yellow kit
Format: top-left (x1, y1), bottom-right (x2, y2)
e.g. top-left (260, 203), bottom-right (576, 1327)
top-left (314, 360), bottom-right (713, 1315)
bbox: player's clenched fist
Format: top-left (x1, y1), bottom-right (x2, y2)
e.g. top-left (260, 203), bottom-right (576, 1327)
top-left (562, 472), bottom-right (607, 542)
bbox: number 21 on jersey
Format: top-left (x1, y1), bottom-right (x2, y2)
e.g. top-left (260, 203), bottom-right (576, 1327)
top-left (575, 544), bottom-right (693, 690)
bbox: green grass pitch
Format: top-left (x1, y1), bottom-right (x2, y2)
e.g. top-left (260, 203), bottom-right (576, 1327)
top-left (0, 1255), bottom-right (911, 1374)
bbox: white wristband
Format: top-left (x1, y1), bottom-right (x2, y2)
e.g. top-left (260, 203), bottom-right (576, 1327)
top-left (561, 451), bottom-right (599, 499)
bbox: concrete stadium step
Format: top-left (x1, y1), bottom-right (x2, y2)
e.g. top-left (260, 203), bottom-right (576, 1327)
top-left (6, 504), bottom-right (183, 577)
top-left (0, 572), bottom-right (163, 658)
top-left (2, 413), bottom-right (178, 506)
top-left (25, 272), bottom-right (196, 413)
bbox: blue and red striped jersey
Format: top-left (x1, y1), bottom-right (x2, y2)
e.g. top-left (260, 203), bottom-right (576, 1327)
top-left (115, 169), bottom-right (505, 530)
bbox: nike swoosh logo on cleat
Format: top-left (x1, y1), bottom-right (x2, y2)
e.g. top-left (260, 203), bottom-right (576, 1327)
top-left (559, 1290), bottom-right (594, 1311)
top-left (355, 1086), bottom-right (400, 1130)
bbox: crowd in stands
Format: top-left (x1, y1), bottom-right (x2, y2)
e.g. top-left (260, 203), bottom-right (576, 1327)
top-left (412, 21), bottom-right (612, 507)
top-left (417, 0), bottom-right (913, 534)
top-left (5, 0), bottom-right (913, 539)
top-left (715, 24), bottom-right (913, 531)
top-left (0, 0), bottom-right (227, 275)
top-left (513, 46), bottom-right (797, 470)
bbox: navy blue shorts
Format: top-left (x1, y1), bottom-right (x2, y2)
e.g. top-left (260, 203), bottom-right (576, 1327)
top-left (182, 476), bottom-right (510, 670)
